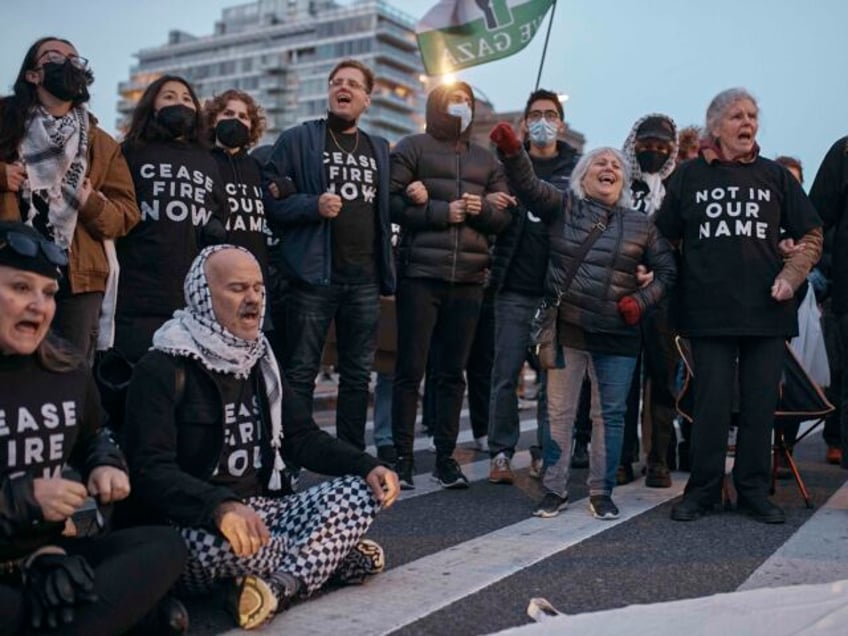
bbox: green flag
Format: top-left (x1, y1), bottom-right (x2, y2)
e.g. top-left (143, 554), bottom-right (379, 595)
top-left (416, 0), bottom-right (556, 76)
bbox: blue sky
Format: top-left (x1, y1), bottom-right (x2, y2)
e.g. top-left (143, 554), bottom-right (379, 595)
top-left (2, 0), bottom-right (845, 185)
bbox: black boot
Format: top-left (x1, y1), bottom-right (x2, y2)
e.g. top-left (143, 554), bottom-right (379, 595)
top-left (127, 594), bottom-right (189, 635)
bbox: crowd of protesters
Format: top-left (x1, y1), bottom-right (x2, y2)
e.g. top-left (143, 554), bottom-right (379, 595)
top-left (1, 35), bottom-right (846, 633)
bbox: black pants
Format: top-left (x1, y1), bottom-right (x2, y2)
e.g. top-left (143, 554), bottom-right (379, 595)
top-left (466, 292), bottom-right (495, 440)
top-left (0, 526), bottom-right (186, 636)
top-left (823, 304), bottom-right (846, 453)
top-left (392, 278), bottom-right (483, 457)
top-left (53, 292), bottom-right (104, 367)
top-left (684, 336), bottom-right (784, 505)
top-left (643, 300), bottom-right (680, 469)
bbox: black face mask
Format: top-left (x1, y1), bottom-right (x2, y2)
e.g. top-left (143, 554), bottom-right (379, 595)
top-left (636, 150), bottom-right (668, 174)
top-left (216, 118), bottom-right (250, 149)
top-left (40, 61), bottom-right (91, 104)
top-left (156, 104), bottom-right (196, 139)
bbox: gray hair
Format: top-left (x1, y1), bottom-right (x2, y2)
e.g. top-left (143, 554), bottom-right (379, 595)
top-left (569, 146), bottom-right (633, 208)
top-left (704, 87), bottom-right (758, 140)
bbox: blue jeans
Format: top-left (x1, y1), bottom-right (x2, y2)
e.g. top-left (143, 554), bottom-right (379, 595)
top-left (373, 371), bottom-right (394, 448)
top-left (283, 281), bottom-right (379, 450)
top-left (544, 346), bottom-right (638, 497)
top-left (488, 291), bottom-right (542, 457)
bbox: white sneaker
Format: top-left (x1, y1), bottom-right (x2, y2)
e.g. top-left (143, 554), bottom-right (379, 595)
top-left (473, 435), bottom-right (489, 452)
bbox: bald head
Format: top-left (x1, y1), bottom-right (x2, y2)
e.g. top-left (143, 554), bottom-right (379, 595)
top-left (205, 247), bottom-right (264, 340)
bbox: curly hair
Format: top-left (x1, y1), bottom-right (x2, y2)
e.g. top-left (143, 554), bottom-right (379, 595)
top-left (677, 125), bottom-right (701, 162)
top-left (203, 89), bottom-right (266, 149)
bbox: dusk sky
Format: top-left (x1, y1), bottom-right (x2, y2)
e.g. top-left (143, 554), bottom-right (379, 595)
top-left (2, 0), bottom-right (845, 183)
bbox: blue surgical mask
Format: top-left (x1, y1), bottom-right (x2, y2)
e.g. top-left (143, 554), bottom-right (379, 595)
top-left (446, 102), bottom-right (472, 133)
top-left (528, 119), bottom-right (559, 147)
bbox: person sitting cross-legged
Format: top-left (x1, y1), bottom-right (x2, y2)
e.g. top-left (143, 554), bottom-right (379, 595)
top-left (120, 244), bottom-right (399, 630)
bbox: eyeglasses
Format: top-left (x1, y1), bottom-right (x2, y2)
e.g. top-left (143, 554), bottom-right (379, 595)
top-left (527, 110), bottom-right (560, 123)
top-left (0, 231), bottom-right (68, 266)
top-left (329, 77), bottom-right (367, 93)
top-left (37, 50), bottom-right (89, 70)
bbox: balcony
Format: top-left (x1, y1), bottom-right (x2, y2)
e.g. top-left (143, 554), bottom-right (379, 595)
top-left (375, 22), bottom-right (417, 51)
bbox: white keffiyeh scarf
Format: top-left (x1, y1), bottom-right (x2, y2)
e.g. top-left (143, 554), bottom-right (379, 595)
top-left (153, 244), bottom-right (287, 491)
top-left (20, 105), bottom-right (89, 250)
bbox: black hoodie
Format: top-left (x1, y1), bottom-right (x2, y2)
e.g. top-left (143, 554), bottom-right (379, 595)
top-left (389, 83), bottom-right (511, 283)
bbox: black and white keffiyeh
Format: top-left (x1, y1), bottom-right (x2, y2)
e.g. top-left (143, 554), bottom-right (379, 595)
top-left (153, 244), bottom-right (287, 491)
top-left (20, 104), bottom-right (89, 249)
top-left (622, 113), bottom-right (678, 216)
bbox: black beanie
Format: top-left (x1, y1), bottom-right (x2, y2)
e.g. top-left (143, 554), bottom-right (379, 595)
top-left (0, 221), bottom-right (64, 280)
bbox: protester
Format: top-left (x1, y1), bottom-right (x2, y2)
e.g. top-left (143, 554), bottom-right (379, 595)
top-left (619, 113), bottom-right (680, 488)
top-left (390, 81), bottom-right (513, 490)
top-left (491, 120), bottom-right (676, 519)
top-left (655, 88), bottom-right (823, 523)
top-left (262, 59), bottom-right (395, 452)
top-left (115, 75), bottom-right (227, 364)
top-left (204, 89), bottom-right (271, 276)
top-left (0, 221), bottom-right (187, 635)
top-left (487, 89), bottom-right (580, 485)
top-left (809, 139), bottom-right (848, 468)
top-left (676, 126), bottom-right (701, 164)
top-left (0, 37), bottom-right (140, 364)
top-left (121, 245), bottom-right (399, 630)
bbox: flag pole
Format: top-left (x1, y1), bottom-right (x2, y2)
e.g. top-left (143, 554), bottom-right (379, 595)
top-left (534, 0), bottom-right (558, 90)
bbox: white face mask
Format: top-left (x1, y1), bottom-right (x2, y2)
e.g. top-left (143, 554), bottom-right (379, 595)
top-left (446, 102), bottom-right (472, 133)
top-left (528, 119), bottom-right (559, 147)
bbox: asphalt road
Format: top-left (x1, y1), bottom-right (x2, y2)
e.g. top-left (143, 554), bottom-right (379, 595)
top-left (187, 395), bottom-right (848, 636)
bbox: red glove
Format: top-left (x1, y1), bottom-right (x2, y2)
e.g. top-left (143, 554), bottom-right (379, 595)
top-left (617, 296), bottom-right (642, 326)
top-left (489, 122), bottom-right (522, 156)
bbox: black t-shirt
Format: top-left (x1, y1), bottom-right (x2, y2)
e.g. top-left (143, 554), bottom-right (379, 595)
top-left (0, 354), bottom-right (97, 481)
top-left (212, 148), bottom-right (270, 273)
top-left (209, 371), bottom-right (263, 498)
top-left (561, 324), bottom-right (641, 357)
top-left (117, 140), bottom-right (227, 319)
top-left (630, 180), bottom-right (651, 215)
top-left (655, 156), bottom-right (821, 337)
top-left (502, 154), bottom-right (563, 296)
top-left (324, 129), bottom-right (377, 284)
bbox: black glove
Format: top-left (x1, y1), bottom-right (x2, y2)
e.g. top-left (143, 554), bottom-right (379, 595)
top-left (24, 553), bottom-right (98, 630)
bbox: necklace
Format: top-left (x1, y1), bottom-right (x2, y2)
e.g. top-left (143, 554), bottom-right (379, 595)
top-left (328, 127), bottom-right (359, 155)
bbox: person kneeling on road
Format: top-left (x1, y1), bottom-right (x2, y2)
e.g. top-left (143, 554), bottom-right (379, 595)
top-left (120, 244), bottom-right (399, 630)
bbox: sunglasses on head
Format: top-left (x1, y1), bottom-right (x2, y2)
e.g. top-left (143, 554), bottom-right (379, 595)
top-left (0, 231), bottom-right (68, 266)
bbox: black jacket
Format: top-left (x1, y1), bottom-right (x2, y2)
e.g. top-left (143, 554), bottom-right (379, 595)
top-left (0, 352), bottom-right (126, 561)
top-left (121, 351), bottom-right (379, 530)
top-left (389, 84), bottom-right (512, 284)
top-left (809, 136), bottom-right (848, 313)
top-left (490, 141), bottom-right (579, 293)
top-left (501, 149), bottom-right (676, 337)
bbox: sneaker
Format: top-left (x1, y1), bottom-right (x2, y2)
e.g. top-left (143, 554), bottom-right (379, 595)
top-left (473, 435), bottom-right (489, 452)
top-left (826, 446), bottom-right (843, 465)
top-left (396, 455), bottom-right (415, 490)
top-left (432, 456), bottom-right (469, 489)
top-left (528, 456), bottom-right (543, 479)
top-left (570, 441), bottom-right (589, 469)
top-left (533, 492), bottom-right (568, 518)
top-left (488, 453), bottom-right (514, 484)
top-left (644, 464), bottom-right (672, 488)
top-left (330, 539), bottom-right (385, 585)
top-left (376, 445), bottom-right (397, 466)
top-left (736, 497), bottom-right (785, 524)
top-left (616, 463), bottom-right (634, 485)
top-left (228, 575), bottom-right (278, 630)
top-left (589, 495), bottom-right (620, 520)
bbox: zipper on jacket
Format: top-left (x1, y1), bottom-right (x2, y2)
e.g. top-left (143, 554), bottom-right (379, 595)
top-left (451, 147), bottom-right (461, 282)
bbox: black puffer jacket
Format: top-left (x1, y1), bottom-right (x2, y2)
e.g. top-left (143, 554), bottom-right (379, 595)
top-left (490, 140), bottom-right (579, 292)
top-left (390, 82), bottom-right (512, 284)
top-left (501, 149), bottom-right (676, 336)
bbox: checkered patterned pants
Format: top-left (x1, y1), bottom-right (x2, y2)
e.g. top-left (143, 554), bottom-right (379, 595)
top-left (179, 475), bottom-right (379, 595)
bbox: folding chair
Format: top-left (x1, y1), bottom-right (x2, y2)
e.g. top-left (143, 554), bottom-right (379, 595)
top-left (674, 336), bottom-right (834, 508)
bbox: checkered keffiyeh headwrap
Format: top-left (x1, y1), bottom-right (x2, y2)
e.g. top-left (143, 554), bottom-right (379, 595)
top-left (153, 244), bottom-right (287, 491)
